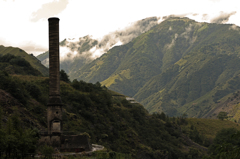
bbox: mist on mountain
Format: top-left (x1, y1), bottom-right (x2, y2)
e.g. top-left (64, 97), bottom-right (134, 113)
top-left (38, 16), bottom-right (162, 76)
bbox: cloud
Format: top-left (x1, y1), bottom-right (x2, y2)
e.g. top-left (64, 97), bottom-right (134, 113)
top-left (0, 38), bottom-right (47, 56)
top-left (57, 35), bottom-right (98, 62)
top-left (19, 42), bottom-right (47, 55)
top-left (229, 24), bottom-right (240, 31)
top-left (202, 14), bottom-right (209, 20)
top-left (0, 38), bottom-right (8, 46)
top-left (163, 14), bottom-right (189, 20)
top-left (39, 16), bottom-right (163, 68)
top-left (181, 24), bottom-right (193, 39)
top-left (42, 58), bottom-right (49, 68)
top-left (210, 11), bottom-right (237, 24)
top-left (30, 0), bottom-right (69, 22)
top-left (165, 33), bottom-right (178, 49)
top-left (58, 16), bottom-right (161, 61)
top-left (92, 16), bottom-right (161, 57)
top-left (165, 22), bottom-right (199, 49)
top-left (180, 23), bottom-right (199, 44)
top-left (209, 0), bottom-right (221, 2)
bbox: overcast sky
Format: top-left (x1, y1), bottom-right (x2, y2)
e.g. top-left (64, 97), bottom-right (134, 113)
top-left (0, 0), bottom-right (239, 55)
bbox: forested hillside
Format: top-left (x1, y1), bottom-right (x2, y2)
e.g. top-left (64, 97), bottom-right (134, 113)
top-left (1, 56), bottom-right (240, 158)
top-left (73, 17), bottom-right (240, 118)
top-left (0, 45), bottom-right (48, 76)
top-left (0, 70), bottom-right (207, 159)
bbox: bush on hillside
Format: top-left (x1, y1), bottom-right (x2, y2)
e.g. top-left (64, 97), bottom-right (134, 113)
top-left (217, 111), bottom-right (228, 120)
top-left (207, 128), bottom-right (240, 158)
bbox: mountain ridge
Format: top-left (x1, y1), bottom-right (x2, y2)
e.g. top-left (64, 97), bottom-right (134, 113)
top-left (72, 17), bottom-right (240, 118)
top-left (0, 45), bottom-right (48, 76)
top-left (37, 17), bottom-right (162, 80)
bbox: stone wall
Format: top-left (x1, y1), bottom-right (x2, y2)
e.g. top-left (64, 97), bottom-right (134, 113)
top-left (61, 135), bottom-right (92, 152)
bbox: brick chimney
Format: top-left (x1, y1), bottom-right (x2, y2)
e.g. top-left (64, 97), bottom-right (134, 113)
top-left (47, 17), bottom-right (62, 135)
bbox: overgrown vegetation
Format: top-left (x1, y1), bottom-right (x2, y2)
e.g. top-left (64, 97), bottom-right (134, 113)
top-left (0, 69), bottom-right (209, 159)
top-left (0, 108), bottom-right (39, 158)
top-left (1, 68), bottom-right (240, 158)
top-left (0, 54), bottom-right (42, 76)
top-left (0, 45), bottom-right (48, 76)
top-left (69, 17), bottom-right (240, 119)
top-left (205, 128), bottom-right (240, 159)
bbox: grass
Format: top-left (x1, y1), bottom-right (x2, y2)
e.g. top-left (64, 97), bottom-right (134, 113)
top-left (0, 45), bottom-right (48, 76)
top-left (183, 118), bottom-right (240, 140)
top-left (12, 74), bottom-right (48, 81)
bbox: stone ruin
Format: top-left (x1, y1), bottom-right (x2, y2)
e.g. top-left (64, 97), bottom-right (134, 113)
top-left (39, 17), bottom-right (92, 152)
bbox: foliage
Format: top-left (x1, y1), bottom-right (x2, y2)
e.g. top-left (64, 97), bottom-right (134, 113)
top-left (4, 67), bottom-right (240, 158)
top-left (0, 45), bottom-right (48, 76)
top-left (39, 145), bottom-right (55, 159)
top-left (60, 69), bottom-right (70, 83)
top-left (0, 108), bottom-right (39, 158)
top-left (0, 71), bottom-right (29, 104)
top-left (217, 112), bottom-right (228, 120)
top-left (66, 17), bottom-right (240, 118)
top-left (0, 72), bottom-right (211, 158)
top-left (206, 128), bottom-right (240, 158)
top-left (0, 53), bottom-right (42, 76)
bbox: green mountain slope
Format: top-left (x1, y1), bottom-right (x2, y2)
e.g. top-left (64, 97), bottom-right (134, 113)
top-left (74, 17), bottom-right (240, 117)
top-left (0, 72), bottom-right (209, 159)
top-left (36, 35), bottom-right (98, 71)
top-left (0, 54), bottom-right (42, 76)
top-left (37, 17), bottom-right (162, 81)
top-left (1, 61), bottom-right (240, 158)
top-left (0, 45), bottom-right (48, 76)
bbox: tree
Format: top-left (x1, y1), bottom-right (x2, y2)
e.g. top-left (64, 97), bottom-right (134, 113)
top-left (60, 69), bottom-right (70, 83)
top-left (0, 107), bottom-right (6, 158)
top-left (40, 145), bottom-right (54, 159)
top-left (217, 111), bottom-right (228, 120)
top-left (0, 110), bottom-right (39, 158)
top-left (207, 128), bottom-right (240, 159)
top-left (160, 112), bottom-right (166, 121)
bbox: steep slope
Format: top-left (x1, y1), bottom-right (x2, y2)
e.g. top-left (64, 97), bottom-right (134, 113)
top-left (0, 45), bottom-right (48, 76)
top-left (77, 17), bottom-right (196, 96)
top-left (0, 54), bottom-right (42, 76)
top-left (75, 17), bottom-right (240, 117)
top-left (134, 26), bottom-right (240, 116)
top-left (1, 61), bottom-right (240, 158)
top-left (37, 17), bottom-right (161, 80)
top-left (0, 71), bottom-right (209, 159)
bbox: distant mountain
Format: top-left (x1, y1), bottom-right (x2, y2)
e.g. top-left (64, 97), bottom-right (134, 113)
top-left (74, 17), bottom-right (240, 118)
top-left (37, 17), bottom-right (161, 80)
top-left (0, 45), bottom-right (48, 76)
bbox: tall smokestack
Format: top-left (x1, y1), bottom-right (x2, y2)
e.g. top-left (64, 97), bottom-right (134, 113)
top-left (48, 17), bottom-right (61, 104)
top-left (47, 17), bottom-right (62, 135)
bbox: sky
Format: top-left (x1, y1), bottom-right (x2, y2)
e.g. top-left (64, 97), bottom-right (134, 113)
top-left (0, 0), bottom-right (239, 56)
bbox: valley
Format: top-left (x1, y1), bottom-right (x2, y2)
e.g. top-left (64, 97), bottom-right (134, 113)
top-left (37, 17), bottom-right (240, 119)
top-left (1, 16), bottom-right (240, 158)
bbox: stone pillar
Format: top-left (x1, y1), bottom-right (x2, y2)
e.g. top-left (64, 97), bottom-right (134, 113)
top-left (47, 17), bottom-right (62, 136)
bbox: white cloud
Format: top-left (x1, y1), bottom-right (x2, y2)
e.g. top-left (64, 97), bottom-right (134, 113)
top-left (229, 24), bottom-right (240, 31)
top-left (19, 41), bottom-right (47, 55)
top-left (30, 0), bottom-right (69, 22)
top-left (0, 0), bottom-right (239, 56)
top-left (166, 34), bottom-right (178, 49)
top-left (210, 11), bottom-right (237, 24)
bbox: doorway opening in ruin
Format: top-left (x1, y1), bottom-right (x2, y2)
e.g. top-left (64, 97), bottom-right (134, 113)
top-left (52, 120), bottom-right (61, 132)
